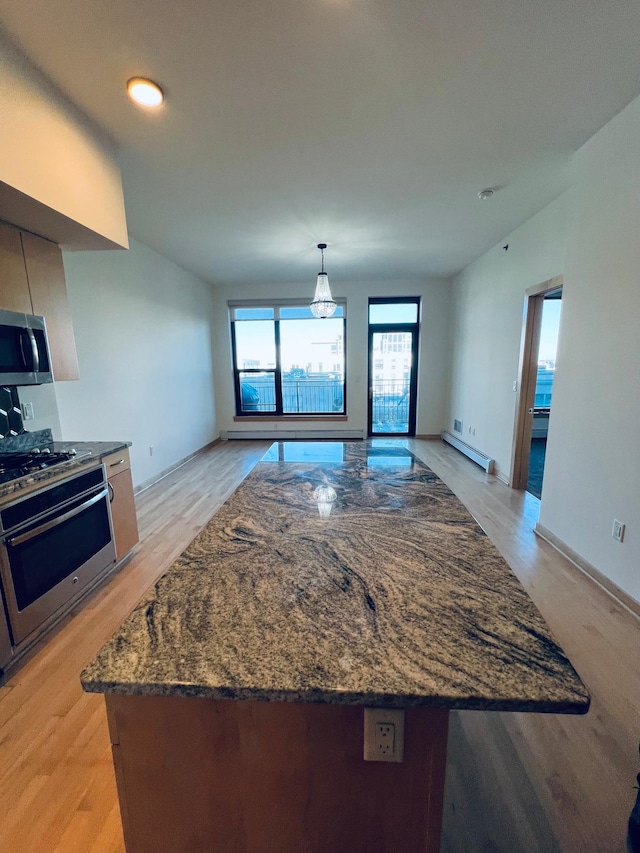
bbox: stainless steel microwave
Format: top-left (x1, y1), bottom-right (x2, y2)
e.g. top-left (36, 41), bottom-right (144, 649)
top-left (0, 308), bottom-right (53, 385)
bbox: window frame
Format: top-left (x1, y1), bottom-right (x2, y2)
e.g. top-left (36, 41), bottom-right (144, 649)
top-left (229, 300), bottom-right (347, 418)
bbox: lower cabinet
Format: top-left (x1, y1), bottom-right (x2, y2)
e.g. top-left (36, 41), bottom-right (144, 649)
top-left (104, 449), bottom-right (139, 562)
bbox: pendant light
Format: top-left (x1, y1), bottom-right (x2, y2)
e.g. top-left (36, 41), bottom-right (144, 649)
top-left (310, 243), bottom-right (337, 319)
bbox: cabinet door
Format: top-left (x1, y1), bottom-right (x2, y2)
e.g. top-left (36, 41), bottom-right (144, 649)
top-left (0, 221), bottom-right (32, 314)
top-left (108, 467), bottom-right (139, 562)
top-left (21, 231), bottom-right (79, 381)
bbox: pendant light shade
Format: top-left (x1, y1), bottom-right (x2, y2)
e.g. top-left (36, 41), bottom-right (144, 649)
top-left (310, 244), bottom-right (337, 319)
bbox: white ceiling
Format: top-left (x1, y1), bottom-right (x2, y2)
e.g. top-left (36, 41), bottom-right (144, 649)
top-left (1, 0), bottom-right (639, 284)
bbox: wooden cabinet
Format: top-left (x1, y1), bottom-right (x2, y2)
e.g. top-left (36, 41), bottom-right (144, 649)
top-left (0, 222), bottom-right (32, 314)
top-left (104, 449), bottom-right (139, 562)
top-left (21, 231), bottom-right (79, 381)
top-left (0, 220), bottom-right (79, 381)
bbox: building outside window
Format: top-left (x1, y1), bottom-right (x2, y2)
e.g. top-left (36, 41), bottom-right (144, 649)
top-left (229, 302), bottom-right (346, 416)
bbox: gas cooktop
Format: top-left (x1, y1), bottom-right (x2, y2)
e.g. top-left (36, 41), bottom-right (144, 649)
top-left (0, 448), bottom-right (88, 485)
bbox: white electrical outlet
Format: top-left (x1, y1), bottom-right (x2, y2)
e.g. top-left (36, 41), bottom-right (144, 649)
top-left (149, 445), bottom-right (154, 456)
top-left (376, 723), bottom-right (395, 756)
top-left (612, 519), bottom-right (625, 542)
top-left (363, 708), bottom-right (404, 763)
top-left (21, 402), bottom-right (34, 420)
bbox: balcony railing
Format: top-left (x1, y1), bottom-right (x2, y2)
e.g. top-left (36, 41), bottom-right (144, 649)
top-left (240, 378), bottom-right (344, 414)
top-left (371, 380), bottom-right (410, 434)
top-left (240, 376), bottom-right (410, 431)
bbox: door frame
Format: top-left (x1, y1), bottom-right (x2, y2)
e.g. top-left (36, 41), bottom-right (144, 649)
top-left (510, 275), bottom-right (563, 489)
top-left (367, 298), bottom-right (420, 437)
top-left (367, 322), bottom-right (419, 438)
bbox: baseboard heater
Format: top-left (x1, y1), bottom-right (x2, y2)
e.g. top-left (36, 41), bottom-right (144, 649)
top-left (440, 430), bottom-right (495, 474)
top-left (222, 428), bottom-right (366, 441)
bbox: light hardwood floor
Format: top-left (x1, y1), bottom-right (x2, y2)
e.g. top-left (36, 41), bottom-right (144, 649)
top-left (0, 438), bottom-right (637, 852)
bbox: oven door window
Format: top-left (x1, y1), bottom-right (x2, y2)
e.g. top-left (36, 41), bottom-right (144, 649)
top-left (7, 494), bottom-right (112, 611)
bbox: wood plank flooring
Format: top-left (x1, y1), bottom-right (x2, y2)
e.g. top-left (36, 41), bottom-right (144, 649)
top-left (0, 438), bottom-right (637, 852)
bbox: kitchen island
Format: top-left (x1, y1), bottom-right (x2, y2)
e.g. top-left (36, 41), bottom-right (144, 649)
top-left (82, 441), bottom-right (589, 853)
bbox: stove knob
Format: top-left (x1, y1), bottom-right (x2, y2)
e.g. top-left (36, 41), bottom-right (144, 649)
top-left (41, 448), bottom-right (51, 454)
top-left (33, 448), bottom-right (41, 454)
top-left (69, 448), bottom-right (77, 455)
top-left (72, 577), bottom-right (79, 584)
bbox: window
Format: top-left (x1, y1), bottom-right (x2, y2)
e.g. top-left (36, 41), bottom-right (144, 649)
top-left (369, 301), bottom-right (418, 325)
top-left (230, 302), bottom-right (346, 416)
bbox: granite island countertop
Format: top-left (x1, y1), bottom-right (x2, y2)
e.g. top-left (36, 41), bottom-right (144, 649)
top-left (0, 429), bottom-right (132, 502)
top-left (81, 441), bottom-right (590, 714)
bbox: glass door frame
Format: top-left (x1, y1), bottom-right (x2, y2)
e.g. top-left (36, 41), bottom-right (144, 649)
top-left (367, 298), bottom-right (420, 437)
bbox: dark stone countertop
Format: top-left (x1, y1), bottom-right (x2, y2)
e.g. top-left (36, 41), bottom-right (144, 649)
top-left (81, 441), bottom-right (590, 714)
top-left (0, 435), bottom-right (132, 503)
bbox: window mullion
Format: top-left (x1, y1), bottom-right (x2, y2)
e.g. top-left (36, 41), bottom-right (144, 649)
top-left (274, 319), bottom-right (284, 415)
top-left (230, 322), bottom-right (242, 414)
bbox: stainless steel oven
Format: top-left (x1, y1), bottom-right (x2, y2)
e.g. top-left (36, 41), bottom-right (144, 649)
top-left (0, 465), bottom-right (115, 646)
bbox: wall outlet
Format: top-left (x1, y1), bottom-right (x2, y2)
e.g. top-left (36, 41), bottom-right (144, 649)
top-left (149, 445), bottom-right (154, 456)
top-left (21, 402), bottom-right (34, 420)
top-left (612, 519), bottom-right (625, 542)
top-left (363, 708), bottom-right (404, 763)
top-left (454, 419), bottom-right (462, 433)
top-left (375, 723), bottom-right (395, 756)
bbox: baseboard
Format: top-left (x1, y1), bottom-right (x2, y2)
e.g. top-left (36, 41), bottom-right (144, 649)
top-left (440, 430), bottom-right (495, 474)
top-left (134, 437), bottom-right (222, 494)
top-left (494, 469), bottom-right (509, 485)
top-left (221, 428), bottom-right (366, 440)
top-left (534, 523), bottom-right (640, 620)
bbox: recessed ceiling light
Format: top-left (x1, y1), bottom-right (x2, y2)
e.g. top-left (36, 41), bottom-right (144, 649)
top-left (127, 78), bottom-right (164, 108)
top-left (477, 188), bottom-right (495, 201)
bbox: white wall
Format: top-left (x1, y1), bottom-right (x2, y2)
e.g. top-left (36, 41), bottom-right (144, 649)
top-left (212, 278), bottom-right (451, 437)
top-left (16, 383), bottom-right (61, 437)
top-left (448, 94), bottom-right (640, 604)
top-left (448, 192), bottom-right (571, 479)
top-left (539, 97), bottom-right (640, 602)
top-left (54, 238), bottom-right (217, 488)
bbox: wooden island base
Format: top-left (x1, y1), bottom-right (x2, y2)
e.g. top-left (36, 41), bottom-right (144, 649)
top-left (105, 695), bottom-right (449, 853)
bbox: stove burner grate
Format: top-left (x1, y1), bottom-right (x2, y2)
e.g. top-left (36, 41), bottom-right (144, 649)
top-left (0, 449), bottom-right (79, 479)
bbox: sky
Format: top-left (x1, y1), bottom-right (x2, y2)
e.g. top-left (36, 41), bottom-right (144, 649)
top-left (235, 299), bottom-right (562, 371)
top-left (538, 300), bottom-right (562, 361)
top-left (235, 318), bottom-right (343, 371)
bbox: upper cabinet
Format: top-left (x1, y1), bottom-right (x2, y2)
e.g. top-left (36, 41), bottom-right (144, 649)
top-left (0, 222), bottom-right (32, 314)
top-left (21, 231), bottom-right (79, 381)
top-left (0, 220), bottom-right (79, 381)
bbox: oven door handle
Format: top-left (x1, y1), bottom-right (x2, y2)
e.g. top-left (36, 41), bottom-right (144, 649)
top-left (5, 488), bottom-right (109, 548)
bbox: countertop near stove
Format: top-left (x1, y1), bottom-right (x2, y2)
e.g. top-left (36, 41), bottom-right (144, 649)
top-left (0, 439), bottom-right (132, 503)
top-left (82, 441), bottom-right (589, 715)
